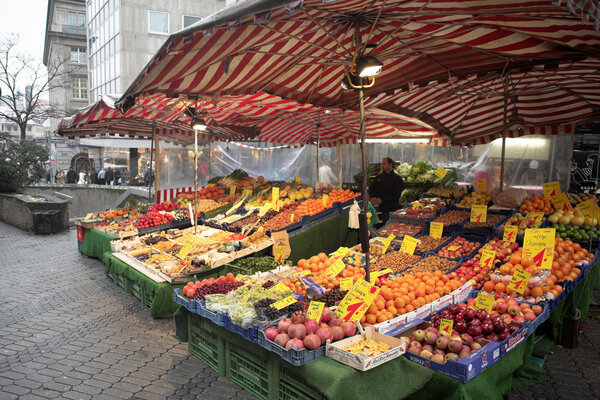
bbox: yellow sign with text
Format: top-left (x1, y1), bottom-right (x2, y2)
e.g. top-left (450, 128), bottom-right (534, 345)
top-left (522, 228), bottom-right (556, 269)
top-left (324, 259), bottom-right (346, 279)
top-left (503, 225), bottom-right (518, 242)
top-left (306, 301), bottom-right (325, 322)
top-left (270, 296), bottom-right (297, 310)
top-left (550, 193), bottom-right (572, 213)
top-left (430, 222), bottom-right (444, 239)
top-left (334, 279), bottom-right (380, 322)
top-left (270, 282), bottom-right (289, 292)
top-left (273, 245), bottom-right (286, 263)
top-left (230, 186), bottom-right (236, 195)
top-left (322, 194), bottom-right (329, 207)
top-left (177, 241), bottom-right (195, 259)
top-left (477, 179), bottom-right (487, 193)
top-left (507, 268), bottom-right (531, 294)
top-left (526, 212), bottom-right (544, 224)
top-left (542, 181), bottom-right (561, 199)
top-left (479, 249), bottom-right (496, 269)
top-left (475, 293), bottom-right (494, 313)
top-left (440, 319), bottom-right (454, 336)
top-left (471, 204), bottom-right (487, 223)
top-left (258, 202), bottom-right (272, 217)
top-left (272, 187), bottom-right (280, 212)
top-left (576, 199), bottom-right (600, 218)
top-left (340, 277), bottom-right (353, 291)
top-left (435, 167), bottom-right (448, 179)
top-left (400, 235), bottom-right (418, 255)
top-left (382, 235), bottom-right (396, 254)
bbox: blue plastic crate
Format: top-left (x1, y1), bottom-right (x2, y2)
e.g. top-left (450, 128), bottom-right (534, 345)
top-left (223, 313), bottom-right (260, 343)
top-left (434, 232), bottom-right (488, 261)
top-left (173, 288), bottom-right (196, 311)
top-left (256, 328), bottom-right (326, 366)
top-left (414, 235), bottom-right (454, 255)
top-left (303, 207), bottom-right (338, 224)
top-left (335, 194), bottom-right (363, 213)
top-left (461, 210), bottom-right (514, 236)
top-left (197, 300), bottom-right (227, 326)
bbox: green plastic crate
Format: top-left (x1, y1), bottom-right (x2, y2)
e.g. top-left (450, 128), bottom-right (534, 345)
top-left (226, 342), bottom-right (270, 400)
top-left (113, 272), bottom-right (127, 289)
top-left (277, 365), bottom-right (327, 400)
top-left (189, 316), bottom-right (226, 375)
top-left (128, 278), bottom-right (144, 302)
top-left (143, 287), bottom-right (156, 308)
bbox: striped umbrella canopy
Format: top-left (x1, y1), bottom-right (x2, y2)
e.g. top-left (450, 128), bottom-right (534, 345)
top-left (366, 58), bottom-right (600, 146)
top-left (118, 0), bottom-right (600, 124)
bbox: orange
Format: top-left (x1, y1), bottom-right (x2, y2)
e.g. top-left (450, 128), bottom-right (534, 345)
top-left (530, 286), bottom-right (543, 298)
top-left (381, 288), bottom-right (394, 301)
top-left (366, 314), bottom-right (377, 324)
top-left (494, 282), bottom-right (506, 293)
top-left (483, 281), bottom-right (495, 292)
top-left (394, 297), bottom-right (406, 309)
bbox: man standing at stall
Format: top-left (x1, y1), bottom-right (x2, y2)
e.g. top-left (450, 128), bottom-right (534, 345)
top-left (368, 157), bottom-right (404, 225)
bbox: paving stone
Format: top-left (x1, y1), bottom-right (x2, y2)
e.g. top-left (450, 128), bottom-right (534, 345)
top-left (62, 390), bottom-right (93, 400)
top-left (43, 380), bottom-right (72, 392)
top-left (19, 394), bottom-right (47, 400)
top-left (13, 378), bottom-right (43, 390)
top-left (131, 390), bottom-right (167, 400)
top-left (93, 373), bottom-right (121, 384)
top-left (4, 384), bottom-right (31, 395)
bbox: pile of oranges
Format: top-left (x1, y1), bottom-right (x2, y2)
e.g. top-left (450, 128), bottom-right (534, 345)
top-left (99, 208), bottom-right (131, 220)
top-left (361, 271), bottom-right (462, 326)
top-left (328, 189), bottom-right (359, 204)
top-left (519, 194), bottom-right (554, 214)
top-left (296, 198), bottom-right (334, 216)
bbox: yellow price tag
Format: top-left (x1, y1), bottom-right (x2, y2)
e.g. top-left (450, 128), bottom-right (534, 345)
top-left (542, 181), bottom-right (561, 199)
top-left (550, 193), bottom-right (572, 213)
top-left (475, 293), bottom-right (494, 313)
top-left (274, 245), bottom-right (286, 263)
top-left (430, 222), bottom-right (444, 239)
top-left (293, 270), bottom-right (310, 277)
top-left (434, 166), bottom-right (448, 179)
top-left (272, 187), bottom-right (280, 212)
top-left (503, 225), bottom-right (518, 242)
top-left (471, 204), bottom-right (487, 223)
top-left (412, 201), bottom-right (420, 210)
top-left (507, 268), bottom-right (531, 294)
top-left (447, 245), bottom-right (460, 252)
top-left (479, 249), bottom-right (496, 268)
top-left (400, 235), bottom-right (418, 255)
top-left (235, 274), bottom-right (244, 281)
top-left (270, 282), bottom-right (289, 292)
top-left (177, 241), bottom-right (195, 259)
top-left (576, 199), bottom-right (600, 218)
top-left (522, 228), bottom-right (556, 269)
top-left (340, 277), bottom-right (353, 291)
top-left (290, 213), bottom-right (295, 223)
top-left (207, 183), bottom-right (216, 188)
top-left (270, 295), bottom-right (297, 310)
top-left (306, 301), bottom-right (325, 322)
top-left (381, 234), bottom-right (396, 254)
top-left (242, 189), bottom-right (253, 197)
top-left (332, 247), bottom-right (350, 259)
top-left (334, 279), bottom-right (380, 322)
top-left (148, 245), bottom-right (153, 258)
top-left (324, 259), bottom-right (346, 279)
top-left (526, 212), bottom-right (544, 224)
top-left (477, 179), bottom-right (487, 193)
top-left (439, 318), bottom-right (454, 336)
top-left (85, 213), bottom-right (93, 219)
top-left (322, 194), bottom-right (329, 207)
top-left (258, 203), bottom-right (272, 217)
top-left (230, 186), bottom-right (236, 195)
top-left (370, 268), bottom-right (393, 284)
top-left (295, 177), bottom-right (301, 184)
top-left (243, 278), bottom-right (257, 287)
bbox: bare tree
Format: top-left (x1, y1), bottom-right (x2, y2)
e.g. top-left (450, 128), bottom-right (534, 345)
top-left (0, 34), bottom-right (74, 140)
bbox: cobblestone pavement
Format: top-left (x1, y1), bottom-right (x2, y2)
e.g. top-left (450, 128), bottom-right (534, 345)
top-left (0, 221), bottom-right (598, 400)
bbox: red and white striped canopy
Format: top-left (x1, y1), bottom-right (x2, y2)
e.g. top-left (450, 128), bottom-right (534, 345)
top-left (365, 58), bottom-right (600, 146)
top-left (119, 0), bottom-right (600, 114)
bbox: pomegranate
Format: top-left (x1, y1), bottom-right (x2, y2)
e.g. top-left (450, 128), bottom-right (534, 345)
top-left (316, 326), bottom-right (333, 345)
top-left (288, 323), bottom-right (307, 340)
top-left (286, 338), bottom-right (305, 350)
top-left (303, 334), bottom-right (321, 350)
top-left (320, 307), bottom-right (332, 323)
top-left (328, 317), bottom-right (343, 327)
top-left (304, 319), bottom-right (319, 335)
top-left (265, 327), bottom-right (279, 341)
top-left (340, 322), bottom-right (356, 337)
top-left (291, 310), bottom-right (306, 324)
top-left (278, 318), bottom-right (292, 333)
top-left (274, 333), bottom-right (289, 347)
top-left (330, 326), bottom-right (344, 341)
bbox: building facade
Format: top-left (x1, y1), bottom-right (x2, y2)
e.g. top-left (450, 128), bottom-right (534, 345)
top-left (87, 0), bottom-right (225, 101)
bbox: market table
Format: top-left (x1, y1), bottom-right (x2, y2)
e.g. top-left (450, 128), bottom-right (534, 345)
top-left (173, 261), bottom-right (599, 400)
top-left (78, 227), bottom-right (115, 262)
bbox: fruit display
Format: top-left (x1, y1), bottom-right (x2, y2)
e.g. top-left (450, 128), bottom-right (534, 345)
top-left (370, 251), bottom-right (421, 272)
top-left (327, 189), bottom-right (360, 204)
top-left (554, 224), bottom-right (600, 241)
top-left (447, 261), bottom-right (490, 287)
top-left (432, 210), bottom-right (470, 225)
top-left (462, 213), bottom-right (508, 229)
top-left (499, 212), bottom-right (546, 235)
top-left (395, 161), bottom-right (457, 186)
top-left (310, 287), bottom-right (349, 307)
top-left (148, 201), bottom-right (179, 213)
top-left (134, 212), bottom-right (175, 229)
top-left (566, 193), bottom-right (595, 204)
top-left (456, 192), bottom-right (492, 208)
top-left (415, 235), bottom-right (452, 254)
top-left (230, 256), bottom-right (282, 274)
top-left (548, 207), bottom-right (598, 227)
top-left (263, 308), bottom-right (356, 351)
top-left (296, 197), bottom-right (333, 217)
top-left (437, 236), bottom-right (481, 259)
top-left (197, 186), bottom-right (226, 199)
top-left (291, 252), bottom-right (367, 295)
top-left (182, 273), bottom-right (240, 298)
top-left (361, 271), bottom-right (462, 325)
top-left (407, 255), bottom-right (458, 274)
top-left (519, 194), bottom-right (554, 214)
top-left (377, 222), bottom-right (424, 238)
top-left (426, 187), bottom-right (466, 199)
top-left (393, 198), bottom-right (445, 220)
top-left (260, 205), bottom-right (303, 231)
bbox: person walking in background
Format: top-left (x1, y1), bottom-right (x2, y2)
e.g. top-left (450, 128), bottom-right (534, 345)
top-left (105, 167), bottom-right (114, 186)
top-left (368, 157), bottom-right (404, 225)
top-left (97, 168), bottom-right (106, 185)
top-left (114, 169), bottom-right (121, 186)
top-left (89, 167), bottom-right (97, 184)
top-left (66, 167), bottom-right (76, 184)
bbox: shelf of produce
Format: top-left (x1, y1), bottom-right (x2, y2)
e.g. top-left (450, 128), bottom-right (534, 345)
top-left (113, 252), bottom-right (167, 283)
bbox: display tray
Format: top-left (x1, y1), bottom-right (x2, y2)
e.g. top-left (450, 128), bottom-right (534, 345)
top-left (75, 218), bottom-right (103, 229)
top-left (113, 252), bottom-right (167, 283)
top-left (257, 327), bottom-right (326, 366)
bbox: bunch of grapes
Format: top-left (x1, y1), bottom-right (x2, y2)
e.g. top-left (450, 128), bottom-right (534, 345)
top-left (191, 281), bottom-right (243, 301)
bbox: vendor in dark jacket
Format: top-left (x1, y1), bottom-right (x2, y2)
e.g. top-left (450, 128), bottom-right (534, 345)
top-left (368, 157), bottom-right (404, 225)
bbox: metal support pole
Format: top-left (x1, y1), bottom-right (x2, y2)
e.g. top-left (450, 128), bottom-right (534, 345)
top-left (567, 132), bottom-right (574, 191)
top-left (148, 123), bottom-right (155, 202)
top-left (358, 88), bottom-right (371, 283)
top-left (154, 129), bottom-right (161, 204)
top-left (336, 142), bottom-right (342, 187)
top-left (499, 78), bottom-right (509, 192)
top-left (316, 126), bottom-right (320, 185)
top-left (194, 129), bottom-right (198, 234)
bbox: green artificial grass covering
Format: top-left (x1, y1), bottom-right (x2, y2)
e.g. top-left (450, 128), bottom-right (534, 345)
top-left (79, 228), bottom-right (114, 262)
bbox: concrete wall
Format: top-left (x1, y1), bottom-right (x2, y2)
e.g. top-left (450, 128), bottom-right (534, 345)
top-left (25, 184), bottom-right (152, 222)
top-left (0, 194), bottom-right (69, 232)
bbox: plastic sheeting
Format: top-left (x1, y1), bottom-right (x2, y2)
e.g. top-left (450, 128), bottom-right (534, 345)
top-left (154, 135), bottom-right (572, 193)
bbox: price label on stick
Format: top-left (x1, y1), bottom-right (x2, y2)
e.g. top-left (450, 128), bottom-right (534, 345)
top-left (324, 259), bottom-right (346, 279)
top-left (477, 179), bottom-right (487, 193)
top-left (479, 249), bottom-right (496, 268)
top-left (243, 278), bottom-right (257, 287)
top-left (542, 181), bottom-right (561, 199)
top-left (381, 234), bottom-right (395, 254)
top-left (293, 270), bottom-right (310, 277)
top-left (340, 277), bottom-right (353, 291)
top-left (439, 319), bottom-right (454, 336)
top-left (526, 212), bottom-right (544, 224)
top-left (177, 241), bottom-right (194, 259)
top-left (235, 274), bottom-right (244, 281)
top-left (447, 245), bottom-right (460, 252)
top-left (475, 293), bottom-right (494, 313)
top-left (430, 222), bottom-right (444, 239)
top-left (435, 166), bottom-right (448, 179)
top-left (272, 187), bottom-right (280, 212)
top-left (148, 245), bottom-right (153, 258)
top-left (270, 282), bottom-right (289, 292)
top-left (306, 301), bottom-right (325, 322)
top-left (242, 189), bottom-right (253, 197)
top-left (503, 225), bottom-right (518, 242)
top-left (507, 268), bottom-right (531, 294)
top-left (550, 193), bottom-right (572, 212)
top-left (334, 279), bottom-right (380, 322)
top-left (322, 194), bottom-right (329, 207)
top-left (412, 201), bottom-right (420, 210)
top-left (258, 203), bottom-right (272, 217)
top-left (471, 204), bottom-right (487, 223)
top-left (576, 199), bottom-right (600, 218)
top-left (273, 245), bottom-right (286, 263)
top-left (370, 269), bottom-right (393, 284)
top-left (230, 186), bottom-right (236, 195)
top-left (270, 296), bottom-right (297, 310)
top-left (400, 235), bottom-right (418, 255)
top-left (290, 213), bottom-right (295, 223)
top-left (522, 228), bottom-right (555, 269)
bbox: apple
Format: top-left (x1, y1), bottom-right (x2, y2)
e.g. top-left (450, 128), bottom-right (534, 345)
top-left (436, 336), bottom-right (449, 350)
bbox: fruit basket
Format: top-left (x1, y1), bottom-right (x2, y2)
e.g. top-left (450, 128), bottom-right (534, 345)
top-left (435, 233), bottom-right (487, 261)
top-left (460, 210), bottom-right (513, 236)
top-left (257, 327), bottom-right (326, 366)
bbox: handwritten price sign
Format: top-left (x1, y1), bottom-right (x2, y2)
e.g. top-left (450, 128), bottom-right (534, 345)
top-left (430, 222), bottom-right (444, 239)
top-left (471, 205), bottom-right (487, 223)
top-left (272, 187), bottom-right (280, 211)
top-left (542, 181), bottom-right (561, 199)
top-left (477, 178), bottom-right (487, 193)
top-left (550, 193), bottom-right (572, 213)
top-left (400, 235), bottom-right (418, 255)
top-left (381, 235), bottom-right (395, 254)
top-left (273, 245), bottom-right (286, 263)
top-left (324, 259), bottom-right (346, 279)
top-left (507, 268), bottom-right (531, 294)
top-left (306, 301), bottom-right (325, 322)
top-left (576, 199), bottom-right (600, 218)
top-left (503, 225), bottom-right (518, 242)
top-left (334, 279), bottom-right (380, 322)
top-left (435, 167), bottom-right (448, 179)
top-left (439, 319), bottom-right (454, 336)
top-left (340, 277), bottom-right (353, 291)
top-left (270, 296), bottom-right (297, 310)
top-left (479, 249), bottom-right (496, 268)
top-left (522, 228), bottom-right (556, 269)
top-left (475, 293), bottom-right (494, 313)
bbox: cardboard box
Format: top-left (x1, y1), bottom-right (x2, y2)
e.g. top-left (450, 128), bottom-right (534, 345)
top-left (430, 294), bottom-right (454, 314)
top-left (452, 282), bottom-right (473, 304)
top-left (405, 304), bottom-right (432, 323)
top-left (326, 327), bottom-right (407, 371)
top-left (373, 314), bottom-right (407, 335)
top-left (387, 320), bottom-right (501, 382)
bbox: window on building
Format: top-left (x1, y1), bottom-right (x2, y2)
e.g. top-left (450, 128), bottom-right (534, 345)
top-left (78, 14), bottom-right (85, 27)
top-left (70, 47), bottom-right (86, 64)
top-left (148, 10), bottom-right (169, 34)
top-left (69, 12), bottom-right (85, 27)
top-left (73, 77), bottom-right (88, 99)
top-left (183, 15), bottom-right (201, 28)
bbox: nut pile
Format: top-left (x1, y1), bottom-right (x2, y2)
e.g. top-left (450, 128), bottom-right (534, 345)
top-left (415, 235), bottom-right (451, 254)
top-left (406, 255), bottom-right (457, 274)
top-left (230, 214), bottom-right (259, 227)
top-left (371, 251), bottom-right (421, 272)
top-left (311, 287), bottom-right (348, 307)
top-left (463, 214), bottom-right (506, 228)
top-left (432, 210), bottom-right (469, 225)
